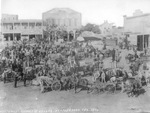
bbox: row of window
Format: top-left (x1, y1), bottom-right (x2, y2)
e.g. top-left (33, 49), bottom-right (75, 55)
top-left (4, 37), bottom-right (21, 41)
top-left (2, 23), bottom-right (42, 26)
top-left (2, 26), bottom-right (42, 30)
top-left (46, 18), bottom-right (78, 26)
top-left (2, 17), bottom-right (18, 21)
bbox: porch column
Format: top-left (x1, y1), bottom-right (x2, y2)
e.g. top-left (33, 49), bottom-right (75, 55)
top-left (8, 36), bottom-right (10, 42)
top-left (2, 33), bottom-right (4, 41)
top-left (55, 31), bottom-right (57, 42)
top-left (28, 22), bottom-right (29, 29)
top-left (143, 35), bottom-right (145, 51)
top-left (73, 30), bottom-right (76, 40)
top-left (13, 33), bottom-right (15, 41)
top-left (67, 32), bottom-right (69, 41)
top-left (149, 35), bottom-right (150, 48)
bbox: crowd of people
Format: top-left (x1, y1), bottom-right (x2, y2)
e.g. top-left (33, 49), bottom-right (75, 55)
top-left (0, 38), bottom-right (149, 95)
top-left (0, 39), bottom-right (107, 87)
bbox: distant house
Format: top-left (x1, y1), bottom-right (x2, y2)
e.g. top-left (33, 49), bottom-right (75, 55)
top-left (124, 9), bottom-right (150, 34)
top-left (99, 21), bottom-right (124, 41)
top-left (99, 21), bottom-right (114, 36)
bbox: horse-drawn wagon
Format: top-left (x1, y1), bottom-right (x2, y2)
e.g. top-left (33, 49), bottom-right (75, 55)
top-left (38, 75), bottom-right (62, 93)
top-left (38, 70), bottom-right (74, 93)
top-left (2, 68), bottom-right (16, 83)
top-left (71, 68), bottom-right (122, 94)
top-left (124, 76), bottom-right (142, 97)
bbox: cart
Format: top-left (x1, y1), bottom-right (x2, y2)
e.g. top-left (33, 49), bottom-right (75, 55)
top-left (39, 71), bottom-right (63, 93)
top-left (3, 68), bottom-right (16, 83)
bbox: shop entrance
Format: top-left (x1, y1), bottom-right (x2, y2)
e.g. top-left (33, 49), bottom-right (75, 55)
top-left (137, 35), bottom-right (149, 51)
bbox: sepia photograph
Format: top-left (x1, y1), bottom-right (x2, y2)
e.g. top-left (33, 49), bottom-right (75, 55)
top-left (0, 0), bottom-right (150, 113)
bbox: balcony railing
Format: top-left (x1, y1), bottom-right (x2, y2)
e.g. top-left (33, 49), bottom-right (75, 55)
top-left (1, 26), bottom-right (43, 34)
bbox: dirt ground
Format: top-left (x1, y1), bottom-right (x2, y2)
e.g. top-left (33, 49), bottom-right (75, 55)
top-left (0, 82), bottom-right (150, 113)
top-left (0, 49), bottom-right (150, 113)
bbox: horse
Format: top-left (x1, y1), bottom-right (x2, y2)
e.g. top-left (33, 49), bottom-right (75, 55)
top-left (143, 70), bottom-right (150, 85)
top-left (103, 68), bottom-right (116, 83)
top-left (68, 73), bottom-right (80, 93)
top-left (69, 70), bottom-right (101, 93)
top-left (23, 67), bottom-right (36, 86)
top-left (37, 76), bottom-right (53, 93)
top-left (2, 68), bottom-right (16, 83)
top-left (110, 76), bottom-right (116, 83)
top-left (124, 77), bottom-right (142, 97)
top-left (102, 68), bottom-right (129, 93)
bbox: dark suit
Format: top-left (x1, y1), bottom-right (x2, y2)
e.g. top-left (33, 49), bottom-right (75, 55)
top-left (12, 62), bottom-right (18, 88)
top-left (112, 49), bottom-right (115, 62)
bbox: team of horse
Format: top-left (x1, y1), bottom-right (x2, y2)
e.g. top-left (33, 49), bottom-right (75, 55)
top-left (1, 55), bottom-right (149, 97)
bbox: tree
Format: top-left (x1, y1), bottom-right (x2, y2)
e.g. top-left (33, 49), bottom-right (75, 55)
top-left (45, 21), bottom-right (58, 42)
top-left (45, 20), bottom-right (69, 42)
top-left (81, 23), bottom-right (101, 34)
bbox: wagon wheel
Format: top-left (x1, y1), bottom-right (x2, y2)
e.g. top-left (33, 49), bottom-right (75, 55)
top-left (130, 57), bottom-right (136, 63)
top-left (51, 81), bottom-right (61, 91)
top-left (105, 84), bottom-right (116, 93)
top-left (73, 76), bottom-right (79, 85)
top-left (79, 79), bottom-right (88, 87)
top-left (7, 72), bottom-right (15, 82)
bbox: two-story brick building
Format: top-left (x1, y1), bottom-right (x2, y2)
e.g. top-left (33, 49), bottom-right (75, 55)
top-left (1, 8), bottom-right (82, 45)
top-left (123, 10), bottom-right (150, 51)
top-left (1, 14), bottom-right (43, 44)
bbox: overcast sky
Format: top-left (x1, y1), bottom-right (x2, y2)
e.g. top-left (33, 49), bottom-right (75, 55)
top-left (1, 0), bottom-right (150, 26)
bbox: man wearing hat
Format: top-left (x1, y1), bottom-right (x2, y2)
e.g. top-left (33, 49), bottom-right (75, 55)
top-left (99, 60), bottom-right (104, 72)
top-left (101, 69), bottom-right (106, 83)
top-left (112, 48), bottom-right (116, 68)
top-left (12, 60), bottom-right (18, 88)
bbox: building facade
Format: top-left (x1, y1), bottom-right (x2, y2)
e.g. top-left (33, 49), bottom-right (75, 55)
top-left (99, 21), bottom-right (124, 42)
top-left (1, 8), bottom-right (82, 45)
top-left (123, 10), bottom-right (150, 51)
top-left (1, 14), bottom-right (43, 46)
top-left (99, 21), bottom-right (114, 36)
top-left (42, 8), bottom-right (82, 30)
top-left (42, 8), bottom-right (82, 41)
top-left (2, 14), bottom-right (18, 21)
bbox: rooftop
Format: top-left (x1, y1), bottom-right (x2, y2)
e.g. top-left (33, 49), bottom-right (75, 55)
top-left (126, 13), bottom-right (150, 20)
top-left (43, 8), bottom-right (80, 15)
top-left (99, 21), bottom-right (114, 27)
top-left (1, 19), bottom-right (42, 23)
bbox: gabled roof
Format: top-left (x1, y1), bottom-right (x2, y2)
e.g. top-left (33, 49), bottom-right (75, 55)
top-left (100, 21), bottom-right (114, 27)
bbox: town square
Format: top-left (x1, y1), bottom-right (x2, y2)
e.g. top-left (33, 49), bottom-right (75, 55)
top-left (0, 0), bottom-right (150, 113)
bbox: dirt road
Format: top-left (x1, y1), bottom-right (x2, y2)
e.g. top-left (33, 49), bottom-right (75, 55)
top-left (0, 82), bottom-right (150, 113)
